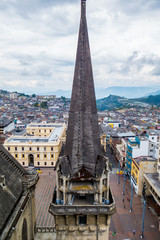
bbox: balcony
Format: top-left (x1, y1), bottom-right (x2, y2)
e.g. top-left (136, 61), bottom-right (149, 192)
top-left (49, 188), bottom-right (116, 216)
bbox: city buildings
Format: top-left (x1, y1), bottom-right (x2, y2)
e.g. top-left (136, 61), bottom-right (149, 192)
top-left (126, 135), bottom-right (159, 175)
top-left (4, 122), bottom-right (66, 168)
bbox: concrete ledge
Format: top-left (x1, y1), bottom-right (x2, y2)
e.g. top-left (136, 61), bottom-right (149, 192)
top-left (89, 225), bottom-right (96, 232)
top-left (68, 225), bottom-right (78, 231)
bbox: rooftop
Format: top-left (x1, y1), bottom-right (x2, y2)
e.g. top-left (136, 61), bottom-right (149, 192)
top-left (6, 124), bottom-right (64, 143)
top-left (145, 173), bottom-right (160, 196)
top-left (134, 156), bottom-right (157, 165)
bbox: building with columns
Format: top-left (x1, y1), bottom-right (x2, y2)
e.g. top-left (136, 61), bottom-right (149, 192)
top-left (49, 1), bottom-right (116, 240)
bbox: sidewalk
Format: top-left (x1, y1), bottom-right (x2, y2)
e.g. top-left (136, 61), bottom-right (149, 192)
top-left (109, 170), bottom-right (160, 240)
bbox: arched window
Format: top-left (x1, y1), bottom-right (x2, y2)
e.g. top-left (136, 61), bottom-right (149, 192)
top-left (28, 154), bottom-right (34, 166)
top-left (22, 218), bottom-right (28, 240)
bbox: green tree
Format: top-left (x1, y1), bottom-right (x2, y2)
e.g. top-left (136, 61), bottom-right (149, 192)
top-left (61, 96), bottom-right (66, 101)
top-left (40, 101), bottom-right (48, 109)
top-left (34, 102), bottom-right (39, 108)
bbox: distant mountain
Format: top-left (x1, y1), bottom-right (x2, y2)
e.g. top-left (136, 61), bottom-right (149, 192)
top-left (145, 90), bottom-right (160, 97)
top-left (132, 94), bottom-right (160, 106)
top-left (102, 86), bottom-right (160, 99)
top-left (96, 95), bottom-right (125, 111)
top-left (96, 93), bottom-right (160, 111)
top-left (42, 86), bottom-right (160, 99)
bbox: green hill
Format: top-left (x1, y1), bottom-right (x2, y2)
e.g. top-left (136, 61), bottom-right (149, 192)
top-left (132, 94), bottom-right (160, 106)
top-left (96, 95), bottom-right (125, 111)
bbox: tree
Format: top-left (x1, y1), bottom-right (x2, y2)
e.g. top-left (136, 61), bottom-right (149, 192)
top-left (40, 101), bottom-right (48, 109)
top-left (61, 96), bottom-right (66, 101)
top-left (34, 102), bottom-right (39, 108)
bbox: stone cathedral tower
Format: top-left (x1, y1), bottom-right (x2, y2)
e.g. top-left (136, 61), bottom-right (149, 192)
top-left (49, 1), bottom-right (116, 239)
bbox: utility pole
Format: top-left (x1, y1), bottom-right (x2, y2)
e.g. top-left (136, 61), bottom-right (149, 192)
top-left (118, 161), bottom-right (120, 184)
top-left (122, 169), bottom-right (126, 195)
top-left (141, 200), bottom-right (146, 238)
top-left (130, 181), bottom-right (133, 212)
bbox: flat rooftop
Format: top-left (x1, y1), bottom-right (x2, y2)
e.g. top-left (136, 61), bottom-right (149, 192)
top-left (28, 123), bottom-right (63, 128)
top-left (7, 125), bottom-right (64, 143)
top-left (145, 173), bottom-right (160, 196)
top-left (134, 156), bottom-right (157, 165)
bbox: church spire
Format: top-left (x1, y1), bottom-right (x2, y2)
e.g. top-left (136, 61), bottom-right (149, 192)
top-left (65, 0), bottom-right (102, 177)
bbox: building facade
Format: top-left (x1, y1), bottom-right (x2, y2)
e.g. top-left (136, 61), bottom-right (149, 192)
top-left (126, 135), bottom-right (159, 175)
top-left (4, 122), bottom-right (66, 168)
top-left (126, 136), bottom-right (149, 174)
top-left (131, 156), bottom-right (157, 195)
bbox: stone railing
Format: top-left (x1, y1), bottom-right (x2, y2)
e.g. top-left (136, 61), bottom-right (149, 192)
top-left (49, 202), bottom-right (116, 216)
top-left (36, 226), bottom-right (56, 233)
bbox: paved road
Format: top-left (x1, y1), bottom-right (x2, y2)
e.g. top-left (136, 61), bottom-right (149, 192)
top-left (109, 170), bottom-right (159, 240)
top-left (105, 144), bottom-right (119, 168)
top-left (35, 169), bottom-right (55, 227)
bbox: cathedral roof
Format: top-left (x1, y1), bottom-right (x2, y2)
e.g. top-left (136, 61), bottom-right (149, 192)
top-left (0, 145), bottom-right (26, 234)
top-left (64, 0), bottom-right (102, 177)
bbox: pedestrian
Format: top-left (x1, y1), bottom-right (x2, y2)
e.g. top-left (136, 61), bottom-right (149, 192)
top-left (122, 198), bottom-right (124, 203)
top-left (133, 229), bottom-right (136, 235)
top-left (124, 205), bottom-right (126, 209)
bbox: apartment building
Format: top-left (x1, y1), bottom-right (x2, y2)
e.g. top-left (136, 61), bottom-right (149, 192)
top-left (131, 156), bottom-right (157, 195)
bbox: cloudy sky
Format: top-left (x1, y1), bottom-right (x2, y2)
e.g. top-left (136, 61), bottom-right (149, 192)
top-left (0, 0), bottom-right (160, 94)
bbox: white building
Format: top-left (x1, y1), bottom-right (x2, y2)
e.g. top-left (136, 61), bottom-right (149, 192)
top-left (0, 119), bottom-right (15, 134)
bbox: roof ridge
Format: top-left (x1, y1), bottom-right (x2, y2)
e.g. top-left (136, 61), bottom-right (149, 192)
top-left (0, 145), bottom-right (26, 176)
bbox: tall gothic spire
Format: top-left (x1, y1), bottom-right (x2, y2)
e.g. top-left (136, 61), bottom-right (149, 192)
top-left (65, 0), bottom-right (102, 177)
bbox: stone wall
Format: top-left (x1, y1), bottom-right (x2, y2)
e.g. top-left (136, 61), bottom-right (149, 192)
top-left (10, 190), bottom-right (36, 240)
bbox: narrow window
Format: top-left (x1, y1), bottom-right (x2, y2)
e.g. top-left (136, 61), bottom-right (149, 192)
top-left (79, 216), bottom-right (87, 225)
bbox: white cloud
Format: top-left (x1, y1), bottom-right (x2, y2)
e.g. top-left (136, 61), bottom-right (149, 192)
top-left (0, 0), bottom-right (160, 94)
